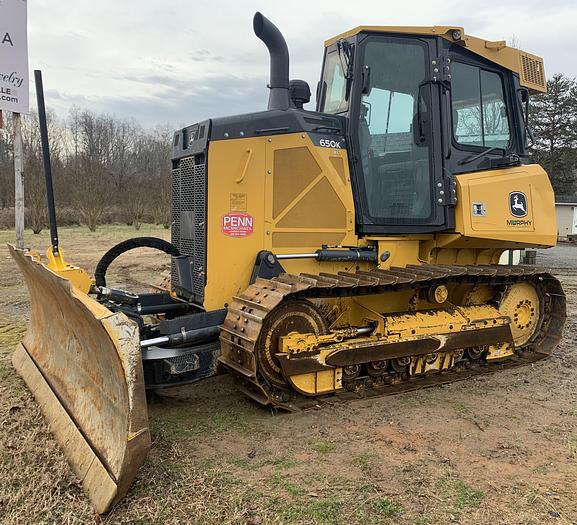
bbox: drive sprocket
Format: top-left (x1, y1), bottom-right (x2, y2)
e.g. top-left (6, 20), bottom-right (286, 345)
top-left (497, 281), bottom-right (541, 347)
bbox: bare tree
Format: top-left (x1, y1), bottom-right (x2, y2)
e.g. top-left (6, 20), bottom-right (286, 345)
top-left (70, 154), bottom-right (113, 231)
top-left (64, 110), bottom-right (117, 230)
top-left (124, 171), bottom-right (148, 230)
top-left (507, 35), bottom-right (521, 50)
top-left (0, 123), bottom-right (14, 209)
top-left (128, 125), bottom-right (172, 229)
top-left (150, 125), bottom-right (173, 229)
top-left (109, 118), bottom-right (141, 195)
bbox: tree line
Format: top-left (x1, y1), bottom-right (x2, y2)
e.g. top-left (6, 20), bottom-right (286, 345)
top-left (0, 107), bottom-right (172, 232)
top-left (0, 73), bottom-right (576, 234)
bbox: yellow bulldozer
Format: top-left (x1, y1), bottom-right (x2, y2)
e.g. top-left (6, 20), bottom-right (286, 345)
top-left (9, 13), bottom-right (566, 513)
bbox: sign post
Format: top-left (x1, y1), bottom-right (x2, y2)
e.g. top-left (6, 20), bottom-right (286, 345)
top-left (13, 112), bottom-right (23, 247)
top-left (0, 0), bottom-right (29, 248)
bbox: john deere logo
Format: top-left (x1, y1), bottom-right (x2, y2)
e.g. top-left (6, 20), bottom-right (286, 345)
top-left (509, 192), bottom-right (528, 218)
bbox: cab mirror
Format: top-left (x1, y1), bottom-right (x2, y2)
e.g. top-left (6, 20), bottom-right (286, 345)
top-left (520, 89), bottom-right (529, 103)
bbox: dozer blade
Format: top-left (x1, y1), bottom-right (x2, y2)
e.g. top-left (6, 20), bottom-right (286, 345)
top-left (9, 245), bottom-right (151, 514)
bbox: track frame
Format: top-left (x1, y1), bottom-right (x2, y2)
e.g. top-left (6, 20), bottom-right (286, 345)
top-left (219, 264), bottom-right (566, 410)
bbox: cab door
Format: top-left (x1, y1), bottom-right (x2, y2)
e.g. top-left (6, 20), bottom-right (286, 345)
top-left (348, 35), bottom-right (451, 234)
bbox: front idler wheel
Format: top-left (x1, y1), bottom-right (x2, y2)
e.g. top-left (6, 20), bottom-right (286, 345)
top-left (255, 300), bottom-right (329, 388)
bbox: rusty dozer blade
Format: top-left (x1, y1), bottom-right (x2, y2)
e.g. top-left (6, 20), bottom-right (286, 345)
top-left (9, 245), bottom-right (151, 514)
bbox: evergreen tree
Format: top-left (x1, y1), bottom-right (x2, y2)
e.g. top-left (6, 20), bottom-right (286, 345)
top-left (529, 74), bottom-right (577, 195)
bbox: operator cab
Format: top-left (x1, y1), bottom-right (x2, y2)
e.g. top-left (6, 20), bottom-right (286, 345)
top-left (317, 27), bottom-right (544, 234)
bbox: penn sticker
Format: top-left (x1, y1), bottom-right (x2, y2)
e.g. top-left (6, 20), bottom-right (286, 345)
top-left (221, 212), bottom-right (254, 237)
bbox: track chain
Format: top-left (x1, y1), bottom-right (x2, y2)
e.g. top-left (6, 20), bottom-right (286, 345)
top-left (219, 264), bottom-right (566, 410)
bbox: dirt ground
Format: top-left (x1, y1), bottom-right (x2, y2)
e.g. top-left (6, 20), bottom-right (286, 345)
top-left (1, 225), bottom-right (576, 525)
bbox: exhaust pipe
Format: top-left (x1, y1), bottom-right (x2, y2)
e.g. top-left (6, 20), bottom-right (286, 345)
top-left (253, 12), bottom-right (290, 110)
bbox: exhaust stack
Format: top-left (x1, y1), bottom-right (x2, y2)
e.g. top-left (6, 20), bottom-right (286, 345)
top-left (253, 12), bottom-right (290, 110)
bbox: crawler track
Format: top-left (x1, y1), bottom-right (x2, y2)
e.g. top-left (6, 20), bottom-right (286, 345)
top-left (220, 265), bottom-right (566, 410)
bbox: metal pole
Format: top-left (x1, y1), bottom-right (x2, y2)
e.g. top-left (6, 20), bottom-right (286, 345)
top-left (13, 112), bottom-right (24, 249)
top-left (34, 70), bottom-right (59, 255)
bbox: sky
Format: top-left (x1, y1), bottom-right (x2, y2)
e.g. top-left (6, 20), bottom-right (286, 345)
top-left (28, 0), bottom-right (577, 129)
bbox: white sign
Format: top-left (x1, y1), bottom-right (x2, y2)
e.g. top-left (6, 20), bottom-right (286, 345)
top-left (0, 0), bottom-right (28, 114)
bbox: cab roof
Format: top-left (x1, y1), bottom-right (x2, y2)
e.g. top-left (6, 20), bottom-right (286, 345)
top-left (325, 25), bottom-right (546, 93)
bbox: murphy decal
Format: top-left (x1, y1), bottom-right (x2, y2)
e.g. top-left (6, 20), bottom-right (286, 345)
top-left (507, 219), bottom-right (533, 227)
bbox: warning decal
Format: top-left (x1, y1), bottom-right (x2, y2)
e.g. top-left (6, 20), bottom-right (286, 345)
top-left (221, 212), bottom-right (254, 237)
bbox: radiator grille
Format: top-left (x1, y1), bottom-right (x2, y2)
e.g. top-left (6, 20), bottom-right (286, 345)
top-left (171, 155), bottom-right (207, 303)
top-left (520, 53), bottom-right (546, 91)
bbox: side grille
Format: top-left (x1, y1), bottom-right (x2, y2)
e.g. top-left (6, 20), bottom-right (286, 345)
top-left (171, 155), bottom-right (207, 304)
top-left (520, 53), bottom-right (546, 92)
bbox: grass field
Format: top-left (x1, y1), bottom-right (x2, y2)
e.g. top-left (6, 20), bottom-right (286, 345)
top-left (1, 225), bottom-right (577, 524)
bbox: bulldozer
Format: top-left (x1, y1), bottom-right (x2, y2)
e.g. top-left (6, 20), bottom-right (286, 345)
top-left (9, 12), bottom-right (566, 513)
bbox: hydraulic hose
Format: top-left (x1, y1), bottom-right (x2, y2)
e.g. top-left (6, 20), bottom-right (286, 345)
top-left (94, 237), bottom-right (180, 288)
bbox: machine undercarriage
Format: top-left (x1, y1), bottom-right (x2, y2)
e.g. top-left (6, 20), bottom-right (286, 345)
top-left (220, 264), bottom-right (565, 409)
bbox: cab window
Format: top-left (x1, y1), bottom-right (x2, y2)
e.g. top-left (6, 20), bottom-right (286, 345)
top-left (451, 62), bottom-right (510, 149)
top-left (320, 50), bottom-right (348, 114)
